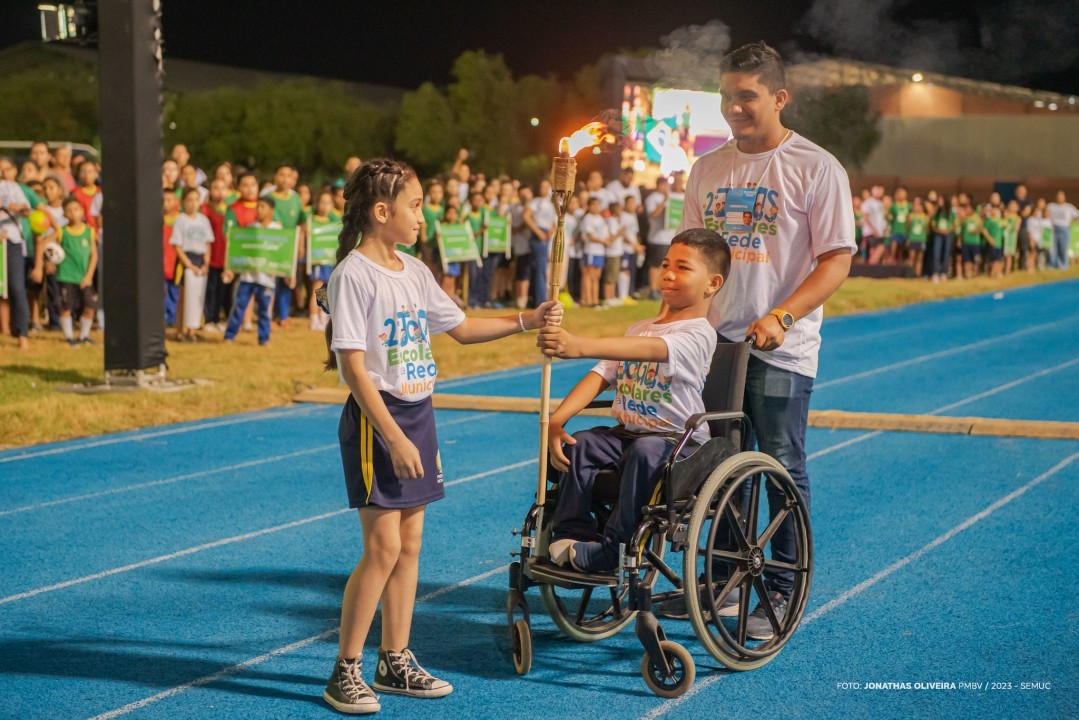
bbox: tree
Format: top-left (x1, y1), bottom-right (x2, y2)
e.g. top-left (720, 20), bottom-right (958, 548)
top-left (447, 51), bottom-right (524, 176)
top-left (395, 82), bottom-right (460, 176)
top-left (784, 85), bottom-right (882, 171)
top-left (165, 79), bottom-right (394, 180)
top-left (0, 46), bottom-right (99, 145)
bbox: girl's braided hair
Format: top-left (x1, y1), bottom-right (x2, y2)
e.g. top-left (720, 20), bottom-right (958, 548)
top-left (323, 158), bottom-right (417, 371)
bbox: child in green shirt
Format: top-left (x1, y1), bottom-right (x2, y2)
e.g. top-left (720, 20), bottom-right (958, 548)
top-left (907, 196), bottom-right (929, 278)
top-left (55, 196), bottom-right (98, 345)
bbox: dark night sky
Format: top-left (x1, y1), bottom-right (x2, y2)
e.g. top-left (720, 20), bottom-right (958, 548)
top-left (1, 1), bottom-right (1076, 94)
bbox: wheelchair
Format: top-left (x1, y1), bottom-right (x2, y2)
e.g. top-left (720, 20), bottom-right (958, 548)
top-left (506, 338), bottom-right (814, 697)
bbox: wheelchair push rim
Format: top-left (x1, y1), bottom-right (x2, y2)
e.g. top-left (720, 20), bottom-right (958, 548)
top-left (684, 451), bottom-right (813, 671)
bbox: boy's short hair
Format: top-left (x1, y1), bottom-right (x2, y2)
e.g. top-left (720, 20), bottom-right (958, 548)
top-left (258, 195), bottom-right (276, 209)
top-left (720, 41), bottom-right (786, 93)
top-left (587, 196), bottom-right (601, 206)
top-left (236, 172), bottom-right (257, 187)
top-left (671, 227), bottom-right (731, 279)
top-left (62, 195), bottom-right (82, 209)
top-left (181, 187), bottom-right (201, 202)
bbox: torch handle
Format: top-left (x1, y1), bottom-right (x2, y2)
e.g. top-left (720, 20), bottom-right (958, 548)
top-left (536, 208), bottom-right (568, 506)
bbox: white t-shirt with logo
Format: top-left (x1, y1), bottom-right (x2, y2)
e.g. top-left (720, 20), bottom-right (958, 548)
top-left (621, 211), bottom-right (640, 250)
top-left (170, 211), bottom-right (215, 254)
top-left (606, 179), bottom-right (642, 206)
top-left (680, 132), bottom-right (856, 378)
top-left (579, 213), bottom-right (609, 258)
top-left (328, 249), bottom-right (466, 401)
top-left (605, 215), bottom-right (624, 257)
top-left (645, 191), bottom-right (675, 246)
top-left (529, 195), bottom-right (557, 232)
top-left (860, 197), bottom-right (886, 238)
top-left (1047, 202), bottom-right (1079, 228)
top-left (592, 316), bottom-right (717, 444)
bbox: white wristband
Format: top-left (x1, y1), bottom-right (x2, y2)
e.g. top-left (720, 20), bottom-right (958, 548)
top-left (518, 312), bottom-right (527, 333)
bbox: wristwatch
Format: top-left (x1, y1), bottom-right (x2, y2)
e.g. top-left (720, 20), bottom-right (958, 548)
top-left (770, 309), bottom-right (795, 331)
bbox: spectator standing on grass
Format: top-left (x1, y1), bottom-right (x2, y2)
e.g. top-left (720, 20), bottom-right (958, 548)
top-left (55, 197), bottom-right (97, 346)
top-left (670, 42), bottom-right (855, 635)
top-left (223, 173), bottom-right (261, 333)
top-left (959, 203), bottom-right (983, 279)
top-left (0, 174), bottom-right (31, 349)
top-left (163, 189), bottom-right (181, 325)
top-left (1014, 184), bottom-right (1033, 272)
top-left (886, 186), bottom-right (911, 265)
top-left (928, 195), bottom-right (957, 283)
top-left (525, 179), bottom-right (557, 306)
top-left (268, 164), bottom-right (304, 327)
top-left (907, 196), bottom-right (929, 278)
top-left (861, 186), bottom-right (887, 265)
top-left (1047, 191), bottom-right (1079, 270)
top-left (202, 178), bottom-right (231, 330)
top-left (1002, 200), bottom-right (1020, 275)
top-left (644, 176), bottom-right (675, 299)
top-left (171, 187), bottom-right (215, 342)
top-left (224, 196), bottom-right (291, 347)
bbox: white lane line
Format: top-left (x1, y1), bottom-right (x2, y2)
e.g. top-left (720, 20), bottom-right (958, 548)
top-left (641, 450), bottom-right (1079, 720)
top-left (926, 356), bottom-right (1079, 416)
top-left (0, 405), bottom-right (324, 465)
top-left (814, 317), bottom-right (1068, 390)
top-left (0, 458), bottom-right (532, 606)
top-left (0, 446), bottom-right (338, 518)
top-left (0, 411), bottom-right (496, 518)
top-left (86, 562), bottom-right (510, 720)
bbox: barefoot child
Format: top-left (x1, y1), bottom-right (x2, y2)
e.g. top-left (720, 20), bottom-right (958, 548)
top-left (539, 228), bottom-right (730, 572)
top-left (321, 158), bottom-right (560, 714)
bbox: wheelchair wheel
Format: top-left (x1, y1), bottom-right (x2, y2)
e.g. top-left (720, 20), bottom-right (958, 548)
top-left (512, 619), bottom-right (532, 675)
top-left (640, 640), bottom-right (695, 698)
top-left (683, 452), bottom-right (813, 672)
top-left (539, 530), bottom-right (665, 642)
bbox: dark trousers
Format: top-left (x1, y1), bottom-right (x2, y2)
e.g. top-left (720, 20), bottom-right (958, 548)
top-left (204, 266), bottom-right (227, 324)
top-left (552, 426), bottom-right (686, 566)
top-left (274, 277), bottom-right (292, 321)
top-left (930, 233), bottom-right (953, 276)
top-left (163, 279), bottom-right (179, 325)
top-left (529, 234), bottom-right (550, 305)
top-left (735, 353), bottom-right (813, 597)
top-left (6, 241), bottom-right (29, 338)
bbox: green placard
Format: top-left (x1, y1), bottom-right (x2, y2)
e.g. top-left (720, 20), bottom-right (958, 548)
top-left (226, 225), bottom-right (299, 279)
top-left (0, 238), bottom-right (7, 299)
top-left (483, 215), bottom-right (511, 258)
top-left (665, 194), bottom-right (684, 230)
top-left (307, 218), bottom-right (343, 272)
top-left (435, 221), bottom-right (481, 273)
top-left (1071, 220), bottom-right (1079, 259)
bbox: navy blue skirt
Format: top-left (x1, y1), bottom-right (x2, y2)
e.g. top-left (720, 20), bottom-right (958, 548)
top-left (338, 392), bottom-right (445, 509)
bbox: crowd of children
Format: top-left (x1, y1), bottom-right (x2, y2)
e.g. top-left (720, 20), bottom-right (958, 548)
top-left (3, 142), bottom-right (1078, 350)
top-left (854, 184), bottom-right (1078, 281)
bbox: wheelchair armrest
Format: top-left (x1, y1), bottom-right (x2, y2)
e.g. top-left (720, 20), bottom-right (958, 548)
top-left (684, 410), bottom-right (746, 431)
top-left (584, 399), bottom-right (614, 409)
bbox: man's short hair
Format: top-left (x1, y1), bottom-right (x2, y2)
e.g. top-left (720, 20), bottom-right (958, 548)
top-left (719, 41), bottom-right (786, 93)
top-left (671, 227), bottom-right (731, 279)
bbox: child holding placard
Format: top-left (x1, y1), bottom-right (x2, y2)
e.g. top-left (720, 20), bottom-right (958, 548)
top-left (224, 196), bottom-right (294, 346)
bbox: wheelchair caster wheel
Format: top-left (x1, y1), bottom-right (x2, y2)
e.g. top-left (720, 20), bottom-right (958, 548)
top-left (512, 618), bottom-right (532, 675)
top-left (640, 640), bottom-right (695, 698)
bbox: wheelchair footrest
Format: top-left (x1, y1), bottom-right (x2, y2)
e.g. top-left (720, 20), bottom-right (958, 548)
top-left (526, 557), bottom-right (620, 589)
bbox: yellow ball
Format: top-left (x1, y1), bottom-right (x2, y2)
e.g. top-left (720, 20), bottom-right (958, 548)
top-left (558, 291), bottom-right (574, 309)
top-left (29, 209), bottom-right (52, 235)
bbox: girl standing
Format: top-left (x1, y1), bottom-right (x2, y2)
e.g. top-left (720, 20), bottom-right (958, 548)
top-left (321, 159), bottom-right (559, 714)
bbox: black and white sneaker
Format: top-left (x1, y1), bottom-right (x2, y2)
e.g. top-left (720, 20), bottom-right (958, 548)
top-left (323, 657), bottom-right (381, 714)
top-left (372, 648), bottom-right (453, 699)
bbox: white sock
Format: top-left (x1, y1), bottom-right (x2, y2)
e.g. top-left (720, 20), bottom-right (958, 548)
top-left (617, 273), bottom-right (630, 299)
top-left (60, 316), bottom-right (74, 340)
top-left (97, 310), bottom-right (105, 330)
top-left (79, 317), bottom-right (93, 340)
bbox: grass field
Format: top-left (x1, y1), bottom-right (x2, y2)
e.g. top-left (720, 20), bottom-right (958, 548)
top-left (2, 266), bottom-right (1077, 450)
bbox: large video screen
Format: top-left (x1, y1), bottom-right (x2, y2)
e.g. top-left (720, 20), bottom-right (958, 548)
top-left (622, 84), bottom-right (731, 178)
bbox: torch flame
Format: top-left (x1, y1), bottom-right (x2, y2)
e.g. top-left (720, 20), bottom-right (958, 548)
top-left (559, 122), bottom-right (616, 157)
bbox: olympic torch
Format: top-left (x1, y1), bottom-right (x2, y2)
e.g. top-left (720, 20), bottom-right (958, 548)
top-left (536, 122), bottom-right (616, 507)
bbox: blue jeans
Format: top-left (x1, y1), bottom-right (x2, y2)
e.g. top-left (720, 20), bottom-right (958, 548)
top-left (726, 352), bottom-right (814, 597)
top-left (930, 233), bottom-right (953, 276)
top-left (274, 277), bottom-right (292, 321)
top-left (1051, 225), bottom-right (1070, 269)
top-left (6, 241), bottom-right (28, 338)
top-left (552, 426), bottom-right (690, 569)
top-left (225, 281), bottom-right (273, 344)
top-left (163, 279), bottom-right (179, 325)
top-left (529, 233), bottom-right (550, 305)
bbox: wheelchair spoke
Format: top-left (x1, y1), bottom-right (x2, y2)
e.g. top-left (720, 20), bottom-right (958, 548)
top-left (753, 577), bottom-right (782, 635)
top-left (756, 507), bottom-right (791, 548)
top-left (706, 549), bottom-right (745, 564)
top-left (574, 587), bottom-right (593, 625)
top-left (763, 558), bottom-right (808, 574)
top-left (723, 501), bottom-right (752, 552)
top-left (736, 574), bottom-right (753, 646)
top-left (746, 473), bottom-right (761, 543)
top-left (714, 568), bottom-right (746, 610)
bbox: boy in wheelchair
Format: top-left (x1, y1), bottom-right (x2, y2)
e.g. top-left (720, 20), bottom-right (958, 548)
top-left (537, 228), bottom-right (731, 572)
